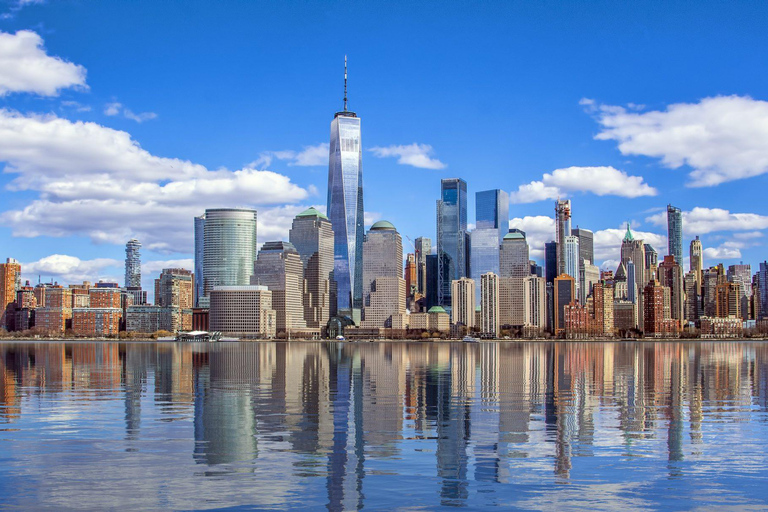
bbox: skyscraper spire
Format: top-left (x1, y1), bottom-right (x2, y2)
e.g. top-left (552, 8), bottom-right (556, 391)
top-left (344, 55), bottom-right (348, 112)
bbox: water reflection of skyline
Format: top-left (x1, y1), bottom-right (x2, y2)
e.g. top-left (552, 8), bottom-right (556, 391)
top-left (1, 341), bottom-right (768, 510)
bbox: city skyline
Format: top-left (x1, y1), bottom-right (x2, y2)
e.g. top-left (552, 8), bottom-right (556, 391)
top-left (0, 2), bottom-right (767, 297)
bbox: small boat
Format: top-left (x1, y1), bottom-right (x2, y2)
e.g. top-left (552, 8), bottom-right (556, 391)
top-left (462, 335), bottom-right (479, 343)
top-left (336, 335), bottom-right (346, 341)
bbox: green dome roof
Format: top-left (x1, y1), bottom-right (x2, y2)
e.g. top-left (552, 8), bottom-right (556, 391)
top-left (370, 220), bottom-right (396, 231)
top-left (296, 207), bottom-right (328, 220)
top-left (503, 231), bottom-right (525, 240)
top-left (623, 222), bottom-right (634, 242)
top-left (428, 306), bottom-right (447, 314)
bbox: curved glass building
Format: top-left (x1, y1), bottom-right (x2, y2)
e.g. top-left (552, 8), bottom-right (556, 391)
top-left (201, 208), bottom-right (258, 306)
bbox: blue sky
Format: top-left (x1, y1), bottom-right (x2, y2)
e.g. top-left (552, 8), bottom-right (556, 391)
top-left (1, 0), bottom-right (767, 294)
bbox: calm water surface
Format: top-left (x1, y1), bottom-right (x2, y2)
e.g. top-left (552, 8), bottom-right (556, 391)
top-left (1, 341), bottom-right (768, 511)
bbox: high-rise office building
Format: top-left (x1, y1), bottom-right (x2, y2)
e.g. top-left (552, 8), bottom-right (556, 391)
top-left (690, 236), bottom-right (703, 296)
top-left (667, 204), bottom-right (683, 265)
top-left (683, 271), bottom-right (699, 321)
top-left (415, 237), bottom-right (432, 296)
top-left (715, 281), bottom-right (741, 318)
top-left (327, 59), bottom-right (364, 324)
top-left (0, 258), bottom-right (21, 329)
top-left (500, 230), bottom-right (529, 278)
top-left (579, 259), bottom-right (599, 305)
top-left (644, 244), bottom-right (658, 283)
top-left (425, 254), bottom-right (439, 310)
top-left (555, 199), bottom-right (572, 276)
top-left (209, 285), bottom-right (276, 338)
top-left (727, 263), bottom-right (752, 320)
top-left (289, 207), bottom-right (334, 328)
top-left (564, 235), bottom-right (580, 300)
top-left (361, 221), bottom-right (405, 328)
top-left (757, 262), bottom-right (768, 320)
top-left (437, 178), bottom-right (468, 308)
top-left (200, 208), bottom-right (258, 307)
top-left (252, 241), bottom-right (307, 333)
top-left (545, 241), bottom-right (558, 284)
top-left (657, 255), bottom-right (684, 327)
top-left (154, 268), bottom-right (193, 309)
top-left (621, 224), bottom-right (646, 329)
top-left (125, 239), bottom-right (142, 289)
top-left (194, 215), bottom-right (206, 307)
top-left (553, 274), bottom-right (575, 334)
top-left (523, 275), bottom-right (546, 331)
top-left (451, 277), bottom-right (476, 329)
top-left (480, 272), bottom-right (499, 337)
top-left (571, 227), bottom-right (594, 267)
top-left (476, 189), bottom-right (509, 241)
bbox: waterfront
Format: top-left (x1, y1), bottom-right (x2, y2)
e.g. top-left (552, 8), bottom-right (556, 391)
top-left (1, 341), bottom-right (768, 510)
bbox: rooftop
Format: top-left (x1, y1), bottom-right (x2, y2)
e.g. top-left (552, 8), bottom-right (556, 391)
top-left (370, 220), bottom-right (396, 231)
top-left (296, 207), bottom-right (328, 221)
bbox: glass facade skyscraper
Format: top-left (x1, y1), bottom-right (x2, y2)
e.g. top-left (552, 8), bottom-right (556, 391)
top-left (201, 208), bottom-right (258, 305)
top-left (124, 239), bottom-right (142, 289)
top-left (194, 215), bottom-right (205, 307)
top-left (327, 105), bottom-right (364, 323)
top-left (470, 189), bottom-right (508, 302)
top-left (667, 204), bottom-right (683, 265)
top-left (437, 178), bottom-right (468, 308)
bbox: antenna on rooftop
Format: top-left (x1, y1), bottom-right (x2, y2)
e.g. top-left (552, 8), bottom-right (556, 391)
top-left (344, 55), bottom-right (348, 112)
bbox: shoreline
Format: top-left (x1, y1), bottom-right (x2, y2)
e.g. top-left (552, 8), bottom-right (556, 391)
top-left (1, 337), bottom-right (767, 343)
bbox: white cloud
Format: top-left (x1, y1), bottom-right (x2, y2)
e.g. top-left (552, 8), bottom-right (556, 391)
top-left (704, 244), bottom-right (742, 260)
top-left (646, 207), bottom-right (768, 235)
top-left (61, 100), bottom-right (91, 112)
top-left (369, 143), bottom-right (446, 170)
top-left (590, 95), bottom-right (768, 186)
top-left (21, 254), bottom-right (120, 284)
top-left (104, 102), bottom-right (157, 123)
top-left (0, 109), bottom-right (311, 252)
top-left (733, 231), bottom-right (763, 240)
top-left (0, 30), bottom-right (86, 96)
top-left (142, 259), bottom-right (194, 276)
top-left (253, 143), bottom-right (329, 168)
top-left (364, 211), bottom-right (382, 227)
top-left (509, 166), bottom-right (656, 203)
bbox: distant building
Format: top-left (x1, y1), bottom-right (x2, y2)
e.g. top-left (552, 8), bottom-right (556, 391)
top-left (564, 235), bottom-right (580, 300)
top-left (621, 224), bottom-right (646, 329)
top-left (523, 275), bottom-right (546, 333)
top-left (470, 189), bottom-right (508, 301)
top-left (727, 263), bottom-right (752, 320)
top-left (194, 214), bottom-right (206, 307)
top-left (579, 260), bottom-right (599, 306)
top-left (0, 258), bottom-right (21, 329)
top-left (715, 281), bottom-right (741, 319)
top-left (571, 227), bottom-right (594, 268)
top-left (643, 280), bottom-right (679, 337)
top-left (690, 236), bottom-right (703, 295)
top-left (72, 308), bottom-right (121, 337)
top-left (683, 271), bottom-right (699, 321)
top-left (657, 255), bottom-right (684, 328)
top-left (361, 221), bottom-right (405, 328)
top-left (124, 239), bottom-right (142, 289)
top-left (415, 237), bottom-right (432, 296)
top-left (555, 200), bottom-right (572, 277)
top-left (500, 230), bottom-right (529, 278)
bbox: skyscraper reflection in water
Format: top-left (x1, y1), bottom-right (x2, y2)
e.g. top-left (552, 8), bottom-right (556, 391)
top-left (2, 341), bottom-right (768, 510)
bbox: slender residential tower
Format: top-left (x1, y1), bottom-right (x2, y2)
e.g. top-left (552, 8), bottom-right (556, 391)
top-left (125, 239), bottom-right (142, 288)
top-left (327, 56), bottom-right (364, 324)
top-left (667, 204), bottom-right (683, 265)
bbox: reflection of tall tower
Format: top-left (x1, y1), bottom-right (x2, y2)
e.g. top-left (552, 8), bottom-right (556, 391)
top-left (328, 57), bottom-right (364, 324)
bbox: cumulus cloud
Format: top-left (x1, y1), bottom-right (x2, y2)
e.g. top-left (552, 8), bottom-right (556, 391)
top-left (142, 259), bottom-right (194, 275)
top-left (646, 207), bottom-right (768, 235)
top-left (61, 100), bottom-right (91, 112)
top-left (364, 211), bottom-right (382, 227)
top-left (0, 109), bottom-right (311, 252)
top-left (21, 254), bottom-right (120, 284)
top-left (589, 95), bottom-right (768, 186)
top-left (104, 102), bottom-right (157, 123)
top-left (253, 143), bottom-right (329, 168)
top-left (509, 166), bottom-right (656, 203)
top-left (0, 30), bottom-right (87, 96)
top-left (369, 143), bottom-right (446, 170)
top-left (704, 244), bottom-right (742, 260)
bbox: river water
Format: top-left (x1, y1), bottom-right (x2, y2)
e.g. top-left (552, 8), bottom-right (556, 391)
top-left (1, 341), bottom-right (767, 510)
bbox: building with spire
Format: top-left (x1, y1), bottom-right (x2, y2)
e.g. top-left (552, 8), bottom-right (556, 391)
top-left (327, 56), bottom-right (364, 324)
top-left (620, 223), bottom-right (646, 330)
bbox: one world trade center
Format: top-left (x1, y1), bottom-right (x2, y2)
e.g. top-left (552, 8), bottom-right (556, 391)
top-left (327, 57), bottom-right (364, 324)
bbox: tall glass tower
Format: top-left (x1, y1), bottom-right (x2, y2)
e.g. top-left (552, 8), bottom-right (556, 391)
top-left (470, 189), bottom-right (509, 302)
top-left (437, 178), bottom-right (468, 308)
top-left (124, 238), bottom-right (142, 288)
top-left (327, 57), bottom-right (364, 323)
top-left (667, 204), bottom-right (683, 265)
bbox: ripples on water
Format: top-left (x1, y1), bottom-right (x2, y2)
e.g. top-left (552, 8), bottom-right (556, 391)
top-left (1, 341), bottom-right (767, 511)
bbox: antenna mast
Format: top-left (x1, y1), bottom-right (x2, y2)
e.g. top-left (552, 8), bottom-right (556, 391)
top-left (344, 55), bottom-right (348, 111)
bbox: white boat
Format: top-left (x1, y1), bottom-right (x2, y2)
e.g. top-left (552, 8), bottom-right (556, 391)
top-left (336, 335), bottom-right (346, 341)
top-left (462, 335), bottom-right (479, 343)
